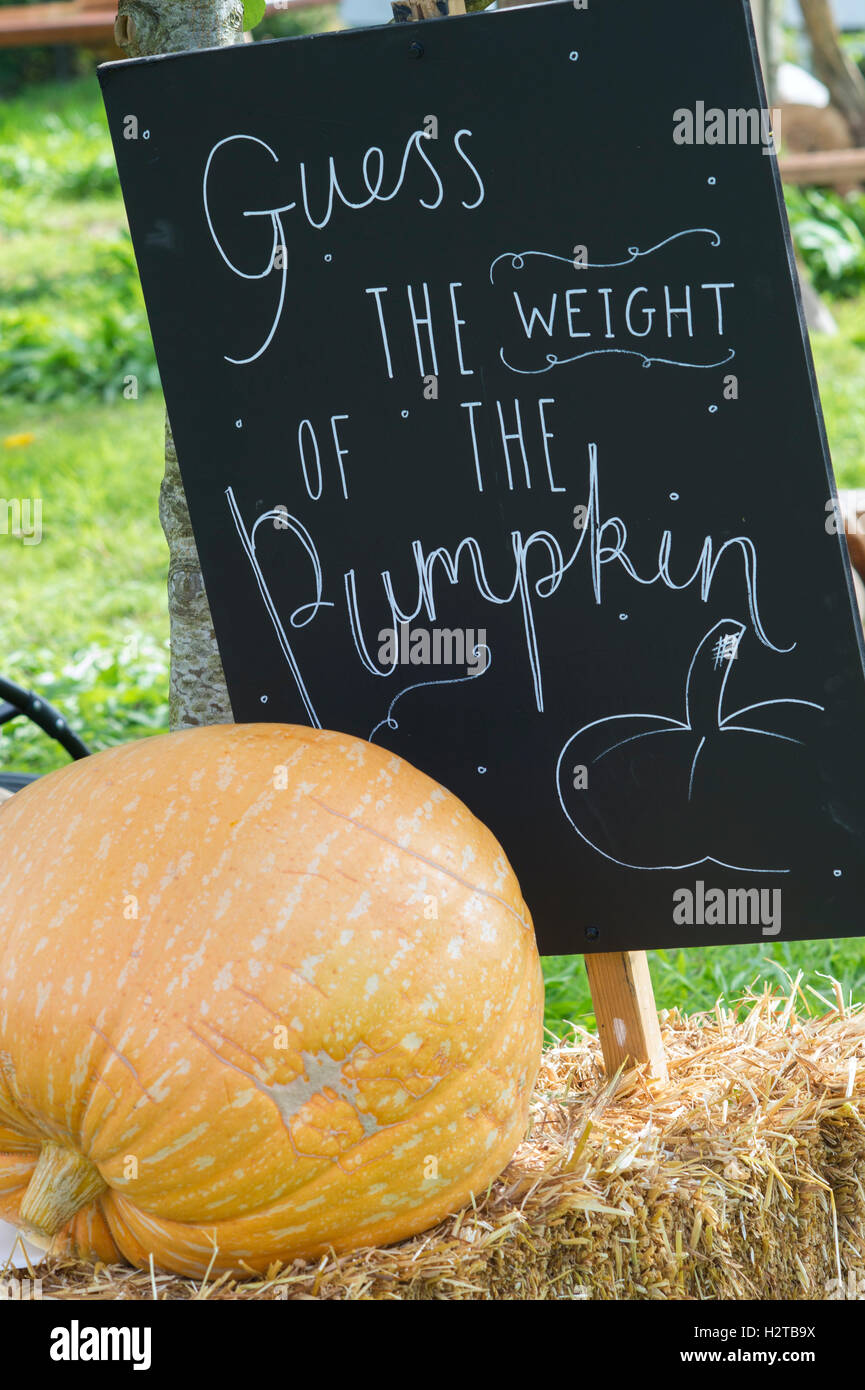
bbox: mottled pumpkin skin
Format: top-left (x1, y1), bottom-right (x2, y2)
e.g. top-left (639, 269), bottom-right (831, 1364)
top-left (0, 724), bottom-right (543, 1276)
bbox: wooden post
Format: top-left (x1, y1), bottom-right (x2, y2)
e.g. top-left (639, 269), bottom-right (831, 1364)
top-left (392, 0), bottom-right (666, 1084)
top-left (585, 952), bottom-right (667, 1081)
top-left (750, 0), bottom-right (780, 105)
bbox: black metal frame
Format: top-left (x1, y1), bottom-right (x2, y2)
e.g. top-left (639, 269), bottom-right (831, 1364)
top-left (0, 674), bottom-right (91, 791)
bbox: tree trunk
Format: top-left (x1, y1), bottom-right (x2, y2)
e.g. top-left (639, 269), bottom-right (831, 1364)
top-left (115, 0), bottom-right (240, 730)
top-left (799, 0), bottom-right (865, 145)
top-left (751, 0), bottom-right (782, 104)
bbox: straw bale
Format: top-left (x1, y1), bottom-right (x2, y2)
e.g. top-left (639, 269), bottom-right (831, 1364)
top-left (7, 987), bottom-right (865, 1301)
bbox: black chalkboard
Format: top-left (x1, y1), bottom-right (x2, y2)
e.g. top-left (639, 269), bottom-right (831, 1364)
top-left (99, 0), bottom-right (865, 954)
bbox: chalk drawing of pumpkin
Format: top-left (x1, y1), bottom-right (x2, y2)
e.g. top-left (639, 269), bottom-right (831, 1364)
top-left (556, 619), bottom-right (825, 873)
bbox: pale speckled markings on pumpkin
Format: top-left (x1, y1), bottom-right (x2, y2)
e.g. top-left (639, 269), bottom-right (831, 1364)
top-left (184, 1025), bottom-right (414, 1167)
top-left (90, 1026), bottom-right (155, 1104)
top-left (265, 1047), bottom-right (374, 1130)
top-left (279, 964), bottom-right (329, 999)
top-left (308, 797), bottom-right (530, 932)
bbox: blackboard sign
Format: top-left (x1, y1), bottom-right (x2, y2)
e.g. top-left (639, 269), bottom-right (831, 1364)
top-left (99, 0), bottom-right (865, 954)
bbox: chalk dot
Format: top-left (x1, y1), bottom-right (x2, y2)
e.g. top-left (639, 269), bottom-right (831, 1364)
top-left (669, 491), bottom-right (680, 501)
top-left (619, 613), bottom-right (628, 621)
top-left (401, 409), bottom-right (410, 418)
top-left (260, 695), bottom-right (268, 704)
top-left (569, 50), bottom-right (579, 61)
top-left (235, 419), bottom-right (243, 429)
top-left (324, 253), bottom-right (332, 262)
top-left (142, 130), bottom-right (150, 140)
top-left (708, 404), bottom-right (718, 414)
top-left (477, 766), bottom-right (487, 774)
top-left (708, 176), bottom-right (716, 185)
top-left (834, 868), bottom-right (843, 878)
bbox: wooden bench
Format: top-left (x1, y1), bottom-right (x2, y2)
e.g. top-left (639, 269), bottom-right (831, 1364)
top-left (779, 146), bottom-right (865, 188)
top-left (0, 0), bottom-right (119, 50)
top-left (0, 0), bottom-right (332, 52)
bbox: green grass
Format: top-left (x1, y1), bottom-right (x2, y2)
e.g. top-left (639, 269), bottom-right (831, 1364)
top-left (809, 296), bottom-right (865, 486)
top-left (543, 940), bottom-right (865, 1039)
top-left (2, 72), bottom-right (865, 1032)
top-left (0, 77), bottom-right (169, 773)
top-left (0, 396), bottom-right (169, 775)
top-left (0, 83), bottom-right (159, 402)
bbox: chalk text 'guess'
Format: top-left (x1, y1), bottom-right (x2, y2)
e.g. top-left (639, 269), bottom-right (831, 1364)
top-left (203, 127), bottom-right (486, 365)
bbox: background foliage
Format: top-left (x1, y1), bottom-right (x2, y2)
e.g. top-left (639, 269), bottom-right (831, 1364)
top-left (0, 0), bottom-right (77, 95)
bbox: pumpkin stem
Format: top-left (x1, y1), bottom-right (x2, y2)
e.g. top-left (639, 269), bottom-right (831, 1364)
top-left (19, 1141), bottom-right (106, 1238)
top-left (684, 619), bottom-right (746, 734)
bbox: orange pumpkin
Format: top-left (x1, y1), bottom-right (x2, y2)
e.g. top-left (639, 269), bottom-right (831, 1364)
top-left (0, 723), bottom-right (543, 1276)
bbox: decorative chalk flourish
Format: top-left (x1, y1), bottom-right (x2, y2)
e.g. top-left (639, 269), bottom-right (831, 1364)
top-left (368, 645), bottom-right (492, 744)
top-left (500, 345), bottom-right (736, 377)
top-left (489, 228), bottom-right (722, 283)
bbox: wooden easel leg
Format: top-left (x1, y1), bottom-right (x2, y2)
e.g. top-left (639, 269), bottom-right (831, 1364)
top-left (585, 951), bottom-right (668, 1081)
